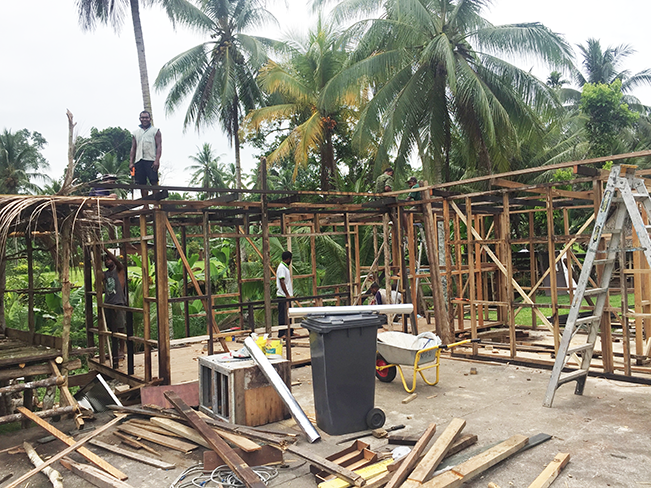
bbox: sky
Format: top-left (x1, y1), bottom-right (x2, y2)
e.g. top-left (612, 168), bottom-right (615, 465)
top-left (2, 0), bottom-right (651, 188)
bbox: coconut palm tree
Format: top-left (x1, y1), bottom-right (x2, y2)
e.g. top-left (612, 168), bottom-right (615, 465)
top-left (154, 0), bottom-right (276, 189)
top-left (75, 0), bottom-right (201, 118)
top-left (323, 0), bottom-right (574, 183)
top-left (187, 143), bottom-right (227, 198)
top-left (0, 129), bottom-right (51, 194)
top-left (245, 18), bottom-right (363, 190)
top-left (575, 39), bottom-right (651, 92)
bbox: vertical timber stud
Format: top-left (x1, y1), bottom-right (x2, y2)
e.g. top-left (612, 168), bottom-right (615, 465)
top-left (26, 235), bottom-right (35, 345)
top-left (594, 178), bottom-right (613, 373)
top-left (383, 213), bottom-right (393, 326)
top-left (546, 188), bottom-right (560, 351)
top-left (83, 246), bottom-right (94, 348)
top-left (529, 211), bottom-right (537, 330)
top-left (407, 213), bottom-right (418, 313)
top-left (122, 218), bottom-right (134, 375)
top-left (443, 199), bottom-right (454, 337)
top-left (91, 245), bottom-right (107, 364)
top-left (354, 224), bottom-right (361, 300)
top-left (466, 198), bottom-right (478, 354)
top-left (235, 224), bottom-right (244, 330)
top-left (154, 209), bottom-right (171, 384)
top-left (503, 193), bottom-right (516, 358)
top-left (181, 226), bottom-right (190, 337)
top-left (203, 211), bottom-right (213, 356)
top-left (140, 214), bottom-right (152, 382)
top-left (345, 213), bottom-right (353, 304)
top-left (312, 214), bottom-right (319, 305)
top-left (261, 158), bottom-right (272, 335)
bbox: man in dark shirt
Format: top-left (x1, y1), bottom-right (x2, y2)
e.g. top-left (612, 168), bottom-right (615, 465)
top-left (103, 248), bottom-right (127, 361)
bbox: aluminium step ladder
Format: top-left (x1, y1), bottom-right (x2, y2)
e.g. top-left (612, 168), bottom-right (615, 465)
top-left (544, 164), bottom-right (651, 407)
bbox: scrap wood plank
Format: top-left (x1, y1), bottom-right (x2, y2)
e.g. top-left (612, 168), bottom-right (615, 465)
top-left (387, 434), bottom-right (478, 473)
top-left (5, 414), bottom-right (126, 488)
top-left (384, 423), bottom-right (438, 488)
top-left (286, 444), bottom-right (367, 487)
top-left (151, 417), bottom-right (261, 452)
top-left (422, 434), bottom-right (529, 488)
top-left (16, 407), bottom-right (127, 481)
top-left (124, 419), bottom-right (183, 437)
top-left (117, 424), bottom-right (198, 453)
top-left (60, 457), bottom-right (136, 488)
top-left (203, 446), bottom-right (283, 471)
top-left (317, 458), bottom-right (394, 488)
top-left (401, 418), bottom-right (466, 487)
top-left (164, 390), bottom-right (267, 488)
top-left (200, 413), bottom-right (292, 448)
top-left (527, 453), bottom-right (570, 488)
top-left (112, 431), bottom-right (162, 457)
top-left (90, 440), bottom-right (175, 470)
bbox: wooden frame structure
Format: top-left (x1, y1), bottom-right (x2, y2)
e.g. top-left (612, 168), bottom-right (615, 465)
top-left (2, 151), bottom-right (651, 394)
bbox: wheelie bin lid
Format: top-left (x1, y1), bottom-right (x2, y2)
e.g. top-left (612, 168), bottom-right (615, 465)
top-left (301, 313), bottom-right (385, 333)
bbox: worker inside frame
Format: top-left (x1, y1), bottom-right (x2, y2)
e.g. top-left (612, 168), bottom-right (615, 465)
top-left (367, 282), bottom-right (403, 305)
top-left (103, 247), bottom-right (127, 363)
top-left (276, 251), bottom-right (294, 338)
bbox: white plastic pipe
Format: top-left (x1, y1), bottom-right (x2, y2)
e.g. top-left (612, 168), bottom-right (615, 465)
top-left (288, 304), bottom-right (413, 318)
top-left (243, 337), bottom-right (321, 443)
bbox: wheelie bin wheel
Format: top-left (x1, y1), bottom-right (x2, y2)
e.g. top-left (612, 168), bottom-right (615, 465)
top-left (376, 355), bottom-right (397, 383)
top-left (366, 408), bottom-right (386, 429)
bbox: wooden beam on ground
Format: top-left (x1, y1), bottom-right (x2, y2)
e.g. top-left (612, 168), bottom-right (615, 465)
top-left (384, 423), bottom-right (437, 488)
top-left (401, 418), bottom-right (466, 488)
top-left (527, 452), bottom-right (570, 488)
top-left (164, 390), bottom-right (267, 488)
top-left (5, 413), bottom-right (127, 488)
top-left (422, 434), bottom-right (529, 487)
top-left (117, 424), bottom-right (198, 453)
top-left (60, 457), bottom-right (136, 488)
top-left (90, 439), bottom-right (175, 470)
top-left (112, 431), bottom-right (161, 457)
top-left (152, 416), bottom-right (261, 452)
top-left (16, 407), bottom-right (126, 480)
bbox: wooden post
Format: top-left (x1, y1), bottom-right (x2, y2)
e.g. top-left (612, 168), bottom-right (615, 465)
top-left (235, 224), bottom-right (244, 329)
top-left (383, 214), bottom-right (393, 327)
top-left (454, 210), bottom-right (464, 332)
top-left (407, 213), bottom-right (418, 312)
top-left (154, 209), bottom-right (171, 384)
top-left (344, 213), bottom-right (354, 304)
top-left (203, 211), bottom-right (213, 356)
top-left (443, 199), bottom-right (454, 337)
top-left (26, 235), bottom-right (35, 345)
top-left (466, 198), bottom-right (478, 354)
top-left (594, 179), bottom-right (613, 373)
top-left (546, 189), bottom-right (560, 351)
top-left (140, 214), bottom-right (152, 382)
top-left (354, 224), bottom-right (361, 300)
top-left (503, 194), bottom-right (516, 358)
top-left (121, 218), bottom-right (134, 375)
top-left (312, 214), bottom-right (319, 304)
top-left (528, 211), bottom-right (537, 330)
top-left (620, 246), bottom-right (632, 376)
top-left (83, 247), bottom-right (94, 348)
top-left (261, 158), bottom-right (273, 335)
top-left (181, 226), bottom-right (190, 337)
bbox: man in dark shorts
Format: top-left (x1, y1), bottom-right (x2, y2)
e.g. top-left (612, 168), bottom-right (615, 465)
top-left (103, 248), bottom-right (127, 363)
top-left (129, 110), bottom-right (162, 197)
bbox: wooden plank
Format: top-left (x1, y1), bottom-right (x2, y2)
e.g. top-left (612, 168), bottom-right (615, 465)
top-left (384, 423), bottom-right (438, 488)
top-left (117, 424), bottom-right (198, 453)
top-left (5, 414), bottom-right (126, 488)
top-left (60, 457), bottom-right (136, 488)
top-left (164, 390), bottom-right (267, 488)
top-left (527, 452), bottom-right (570, 488)
top-left (112, 432), bottom-right (162, 457)
top-left (90, 439), bottom-right (175, 470)
top-left (16, 407), bottom-right (127, 481)
top-left (123, 419), bottom-right (182, 437)
top-left (402, 418), bottom-right (466, 487)
top-left (244, 384), bottom-right (288, 427)
top-left (422, 434), bottom-right (529, 488)
top-left (152, 417), bottom-right (261, 453)
top-left (0, 359), bottom-right (81, 382)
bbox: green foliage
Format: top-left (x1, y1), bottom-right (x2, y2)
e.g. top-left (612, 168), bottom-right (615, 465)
top-left (73, 127), bottom-right (133, 184)
top-left (580, 80), bottom-right (639, 157)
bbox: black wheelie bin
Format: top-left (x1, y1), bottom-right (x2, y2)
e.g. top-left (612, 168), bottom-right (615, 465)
top-left (301, 313), bottom-right (386, 435)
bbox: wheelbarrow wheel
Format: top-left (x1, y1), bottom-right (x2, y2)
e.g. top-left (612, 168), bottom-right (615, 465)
top-left (376, 355), bottom-right (397, 383)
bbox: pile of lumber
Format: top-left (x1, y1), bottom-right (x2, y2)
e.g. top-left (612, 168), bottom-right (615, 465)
top-left (311, 418), bottom-right (570, 488)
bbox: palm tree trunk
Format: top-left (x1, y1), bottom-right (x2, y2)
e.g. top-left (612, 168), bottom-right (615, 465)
top-left (233, 115), bottom-right (242, 189)
top-left (320, 129), bottom-right (335, 191)
top-left (130, 0), bottom-right (153, 117)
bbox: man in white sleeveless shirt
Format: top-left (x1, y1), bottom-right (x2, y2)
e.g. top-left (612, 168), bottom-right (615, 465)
top-left (129, 110), bottom-right (162, 197)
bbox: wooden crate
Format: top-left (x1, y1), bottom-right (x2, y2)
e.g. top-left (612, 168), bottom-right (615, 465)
top-left (198, 356), bottom-right (291, 427)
